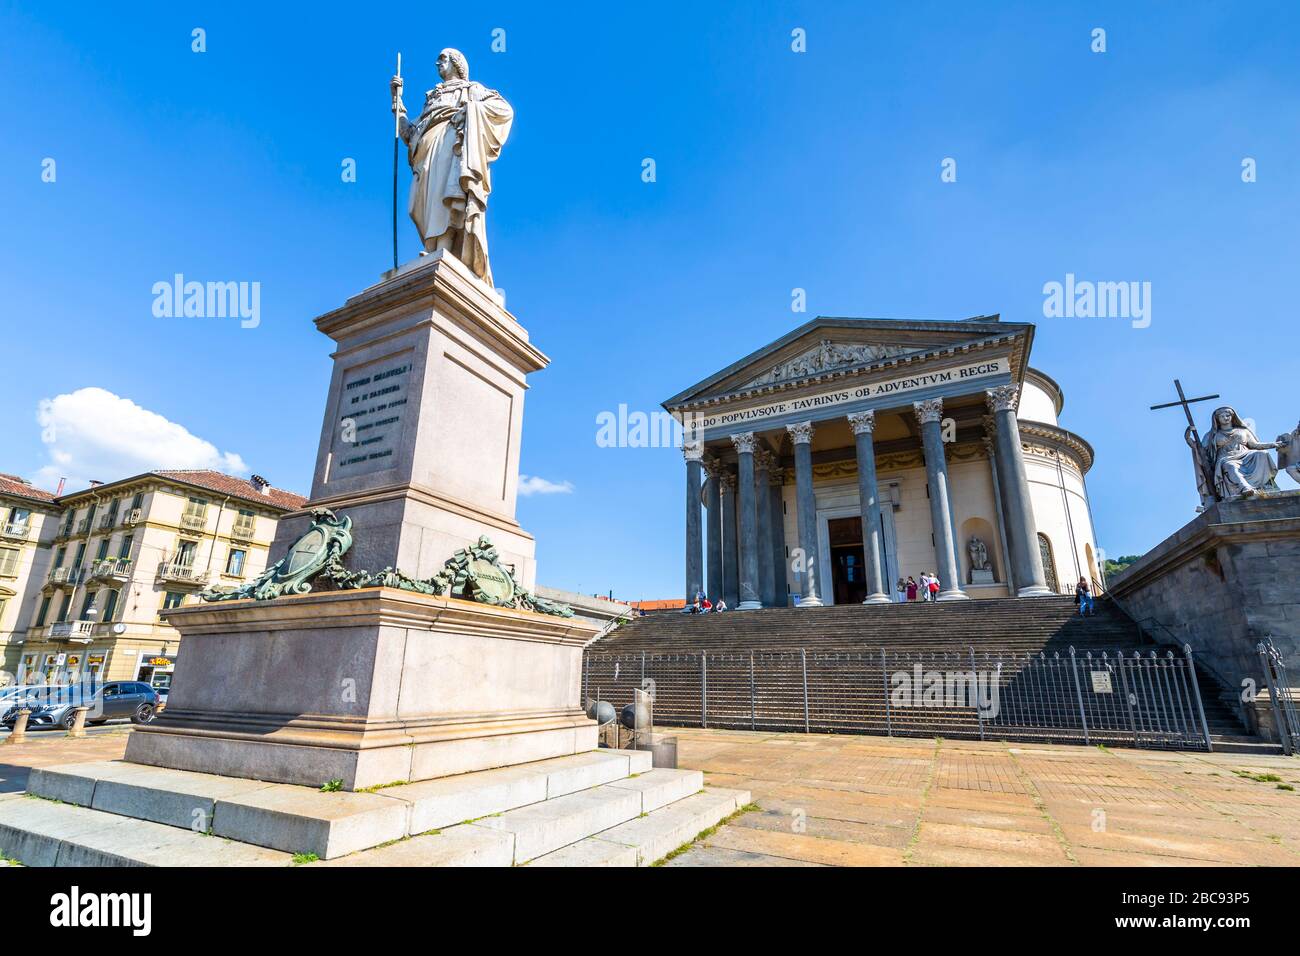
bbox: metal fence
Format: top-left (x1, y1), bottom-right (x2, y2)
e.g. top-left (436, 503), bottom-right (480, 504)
top-left (1258, 639), bottom-right (1300, 756)
top-left (583, 644), bottom-right (1212, 751)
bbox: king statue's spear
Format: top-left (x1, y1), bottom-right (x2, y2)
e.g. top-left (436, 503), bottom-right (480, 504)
top-left (391, 52), bottom-right (402, 271)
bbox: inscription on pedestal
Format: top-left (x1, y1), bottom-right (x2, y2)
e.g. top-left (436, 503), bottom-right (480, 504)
top-left (331, 352), bottom-right (413, 478)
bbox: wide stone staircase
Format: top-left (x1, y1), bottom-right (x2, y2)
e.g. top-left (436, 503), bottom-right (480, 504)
top-left (0, 749), bottom-right (749, 867)
top-left (586, 596), bottom-right (1279, 753)
top-left (594, 595), bottom-right (1138, 654)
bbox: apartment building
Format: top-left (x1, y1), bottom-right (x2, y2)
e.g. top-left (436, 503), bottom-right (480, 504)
top-left (13, 470), bottom-right (305, 689)
top-left (0, 474), bottom-right (61, 678)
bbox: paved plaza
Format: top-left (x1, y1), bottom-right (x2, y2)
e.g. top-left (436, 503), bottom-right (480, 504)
top-left (663, 727), bottom-right (1300, 867)
top-left (3, 727), bottom-right (1298, 866)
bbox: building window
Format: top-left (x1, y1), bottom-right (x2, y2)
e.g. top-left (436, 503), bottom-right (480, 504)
top-left (95, 538), bottom-right (110, 561)
top-left (0, 547), bottom-right (18, 576)
top-left (78, 591), bottom-right (98, 621)
top-left (162, 591), bottom-right (185, 610)
top-left (102, 589), bottom-right (120, 621)
top-left (226, 548), bottom-right (246, 576)
top-left (118, 534), bottom-right (133, 560)
top-left (131, 492), bottom-right (144, 510)
top-left (1038, 533), bottom-right (1059, 593)
top-left (54, 546), bottom-right (66, 568)
top-left (35, 596), bottom-right (51, 627)
top-left (56, 593), bottom-right (72, 622)
top-left (6, 507), bottom-right (30, 532)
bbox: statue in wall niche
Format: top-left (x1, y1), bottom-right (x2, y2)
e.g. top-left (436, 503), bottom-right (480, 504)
top-left (967, 535), bottom-right (994, 584)
top-left (1186, 406), bottom-right (1291, 506)
top-left (391, 48), bottom-right (513, 286)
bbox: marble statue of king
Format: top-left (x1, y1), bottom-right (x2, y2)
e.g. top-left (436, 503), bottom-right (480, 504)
top-left (392, 48), bottom-right (513, 286)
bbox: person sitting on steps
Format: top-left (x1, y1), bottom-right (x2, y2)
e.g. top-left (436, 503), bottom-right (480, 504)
top-left (1075, 577), bottom-right (1095, 617)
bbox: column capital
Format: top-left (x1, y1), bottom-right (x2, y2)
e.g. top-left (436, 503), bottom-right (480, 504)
top-left (768, 465), bottom-right (786, 486)
top-left (847, 410), bottom-right (876, 435)
top-left (719, 472), bottom-right (737, 493)
top-left (730, 432), bottom-right (757, 455)
top-left (981, 414), bottom-right (998, 455)
top-left (985, 384), bottom-right (1020, 414)
top-left (912, 398), bottom-right (944, 426)
top-left (702, 454), bottom-right (725, 478)
top-left (753, 447), bottom-right (774, 472)
top-left (786, 421), bottom-right (815, 445)
top-left (683, 440), bottom-right (704, 462)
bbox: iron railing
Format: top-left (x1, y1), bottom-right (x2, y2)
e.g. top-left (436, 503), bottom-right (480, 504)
top-left (1257, 639), bottom-right (1300, 756)
top-left (583, 643), bottom-right (1213, 751)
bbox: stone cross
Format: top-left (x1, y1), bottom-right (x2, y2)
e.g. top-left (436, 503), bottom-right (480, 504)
top-left (1150, 379), bottom-right (1220, 499)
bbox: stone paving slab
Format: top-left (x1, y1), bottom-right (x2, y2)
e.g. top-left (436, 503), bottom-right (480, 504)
top-left (703, 824), bottom-right (907, 866)
top-left (661, 845), bottom-right (828, 867)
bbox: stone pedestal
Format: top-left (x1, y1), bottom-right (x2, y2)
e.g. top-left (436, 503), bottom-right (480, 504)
top-left (1107, 491), bottom-right (1300, 696)
top-left (125, 588), bottom-right (599, 791)
top-left (270, 250), bottom-right (545, 589)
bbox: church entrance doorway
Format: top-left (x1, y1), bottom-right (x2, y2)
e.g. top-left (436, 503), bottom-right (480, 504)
top-left (828, 516), bottom-right (867, 605)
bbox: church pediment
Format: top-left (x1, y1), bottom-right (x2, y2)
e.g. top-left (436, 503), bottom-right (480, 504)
top-left (738, 339), bottom-right (925, 389)
top-left (664, 316), bottom-right (1032, 410)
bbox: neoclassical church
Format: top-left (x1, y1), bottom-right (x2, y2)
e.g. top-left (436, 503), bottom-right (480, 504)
top-left (666, 315), bottom-right (1101, 607)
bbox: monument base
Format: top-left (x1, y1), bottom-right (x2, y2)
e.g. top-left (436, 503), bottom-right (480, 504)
top-left (1107, 490), bottom-right (1300, 701)
top-left (124, 588), bottom-right (600, 791)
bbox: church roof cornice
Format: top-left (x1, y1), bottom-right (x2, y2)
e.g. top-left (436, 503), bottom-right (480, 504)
top-left (1019, 420), bottom-right (1095, 474)
top-left (663, 316), bottom-right (1035, 412)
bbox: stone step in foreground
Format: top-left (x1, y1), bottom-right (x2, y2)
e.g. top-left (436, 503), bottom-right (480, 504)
top-left (2, 749), bottom-right (745, 867)
top-left (19, 748), bottom-right (654, 861)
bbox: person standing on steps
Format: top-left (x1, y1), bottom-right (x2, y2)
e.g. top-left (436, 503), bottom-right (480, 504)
top-left (906, 576), bottom-right (918, 602)
top-left (1075, 577), bottom-right (1095, 617)
top-left (928, 573), bottom-right (940, 602)
top-left (896, 577), bottom-right (907, 603)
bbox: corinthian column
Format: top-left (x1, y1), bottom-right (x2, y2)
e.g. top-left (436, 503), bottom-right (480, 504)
top-left (847, 411), bottom-right (891, 604)
top-left (683, 440), bottom-right (704, 604)
top-left (704, 455), bottom-right (724, 604)
top-left (768, 465), bottom-right (789, 607)
top-left (754, 447), bottom-right (776, 607)
top-left (721, 473), bottom-right (739, 607)
top-left (786, 421), bottom-right (823, 607)
top-left (913, 398), bottom-right (967, 601)
top-left (986, 385), bottom-right (1052, 597)
top-left (731, 433), bottom-right (762, 610)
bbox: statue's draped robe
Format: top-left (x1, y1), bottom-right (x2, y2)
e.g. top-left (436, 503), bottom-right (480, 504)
top-left (404, 79), bottom-right (513, 286)
top-left (1200, 425), bottom-right (1278, 499)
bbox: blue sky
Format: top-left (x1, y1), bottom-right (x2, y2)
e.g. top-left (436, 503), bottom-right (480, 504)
top-left (2, 1), bottom-right (1297, 599)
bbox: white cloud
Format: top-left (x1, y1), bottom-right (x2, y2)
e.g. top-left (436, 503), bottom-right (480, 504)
top-left (34, 387), bottom-right (247, 492)
top-left (518, 474), bottom-right (574, 497)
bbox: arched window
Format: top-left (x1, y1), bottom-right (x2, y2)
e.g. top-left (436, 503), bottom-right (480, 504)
top-left (1038, 533), bottom-right (1059, 592)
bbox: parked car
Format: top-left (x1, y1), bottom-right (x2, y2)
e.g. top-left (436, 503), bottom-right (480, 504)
top-left (0, 685), bottom-right (57, 722)
top-left (15, 682), bottom-right (159, 731)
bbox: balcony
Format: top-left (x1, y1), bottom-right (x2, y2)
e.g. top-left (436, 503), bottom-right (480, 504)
top-left (90, 558), bottom-right (133, 583)
top-left (230, 520), bottom-right (256, 541)
top-left (75, 517), bottom-right (91, 535)
top-left (47, 567), bottom-right (77, 586)
top-left (48, 620), bottom-right (95, 642)
top-left (123, 508), bottom-right (143, 526)
top-left (99, 513), bottom-right (118, 530)
top-left (0, 521), bottom-right (29, 541)
top-left (180, 513), bottom-right (207, 533)
top-left (157, 561), bottom-right (209, 586)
